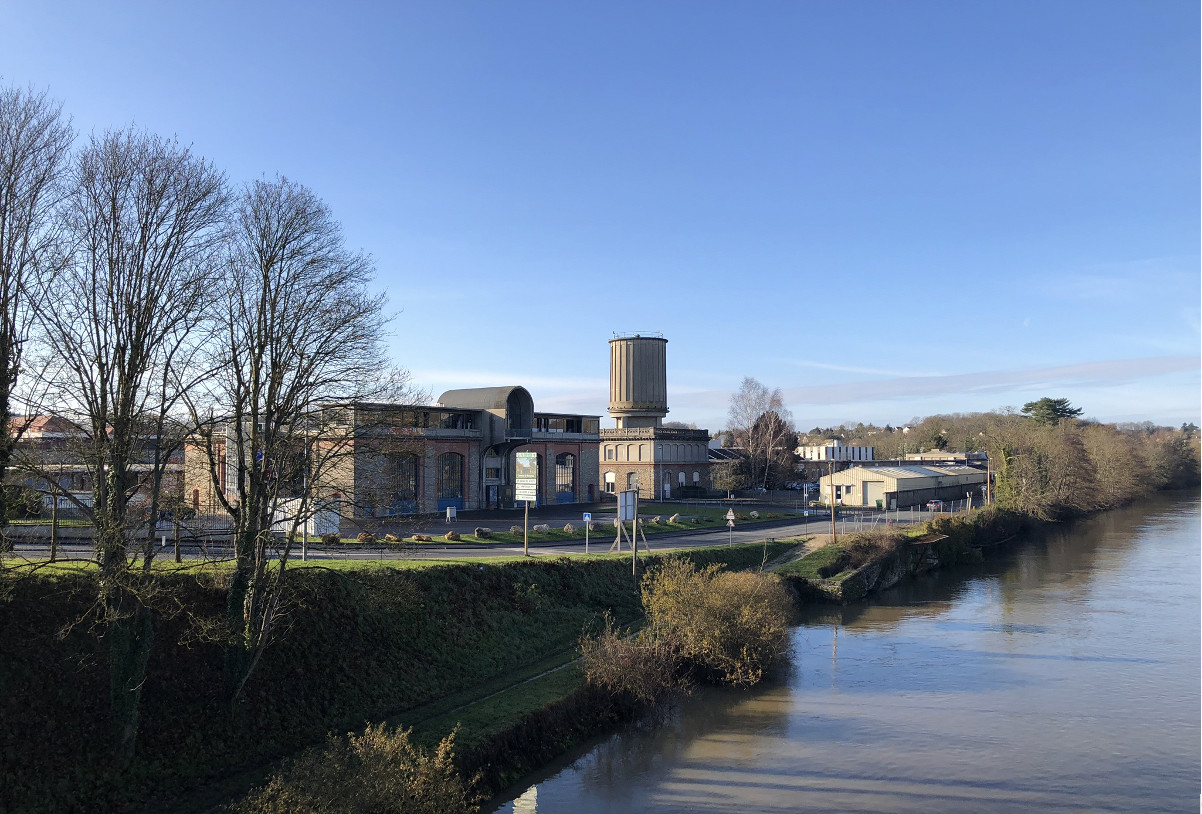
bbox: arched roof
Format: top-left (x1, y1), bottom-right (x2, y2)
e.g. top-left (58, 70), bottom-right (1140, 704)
top-left (437, 386), bottom-right (533, 411)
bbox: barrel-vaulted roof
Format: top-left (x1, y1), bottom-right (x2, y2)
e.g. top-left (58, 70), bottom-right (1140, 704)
top-left (436, 386), bottom-right (532, 411)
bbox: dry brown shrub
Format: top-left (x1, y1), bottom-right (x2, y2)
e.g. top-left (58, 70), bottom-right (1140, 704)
top-left (230, 723), bottom-right (480, 814)
top-left (642, 558), bottom-right (790, 687)
top-left (579, 614), bottom-right (685, 704)
top-left (844, 528), bottom-right (904, 568)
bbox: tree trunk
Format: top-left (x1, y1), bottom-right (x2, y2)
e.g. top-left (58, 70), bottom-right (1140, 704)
top-left (107, 590), bottom-right (154, 769)
top-left (98, 520), bottom-right (156, 770)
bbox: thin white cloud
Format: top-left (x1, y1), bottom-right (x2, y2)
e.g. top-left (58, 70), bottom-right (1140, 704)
top-left (780, 359), bottom-right (943, 378)
top-left (683, 356), bottom-right (1201, 409)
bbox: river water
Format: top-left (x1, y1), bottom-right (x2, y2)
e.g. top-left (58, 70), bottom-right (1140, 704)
top-left (490, 493), bottom-right (1200, 813)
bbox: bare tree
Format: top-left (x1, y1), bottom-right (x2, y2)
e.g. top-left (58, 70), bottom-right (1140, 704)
top-left (189, 176), bottom-right (409, 699)
top-left (31, 127), bottom-right (226, 765)
top-left (0, 84), bottom-right (72, 534)
top-left (726, 377), bottom-right (797, 489)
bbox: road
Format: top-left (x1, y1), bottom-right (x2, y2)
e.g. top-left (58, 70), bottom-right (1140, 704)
top-left (5, 506), bottom-right (938, 563)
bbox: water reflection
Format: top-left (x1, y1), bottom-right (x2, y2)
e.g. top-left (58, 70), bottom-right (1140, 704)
top-left (491, 493), bottom-right (1200, 813)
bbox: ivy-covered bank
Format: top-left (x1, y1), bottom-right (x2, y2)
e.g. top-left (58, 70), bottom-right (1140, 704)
top-left (0, 542), bottom-right (798, 814)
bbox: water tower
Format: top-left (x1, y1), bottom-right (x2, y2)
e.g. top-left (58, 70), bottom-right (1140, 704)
top-left (601, 333), bottom-right (711, 501)
top-left (608, 334), bottom-right (668, 429)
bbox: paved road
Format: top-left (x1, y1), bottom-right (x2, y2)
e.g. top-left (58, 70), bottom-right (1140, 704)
top-left (5, 507), bottom-right (938, 563)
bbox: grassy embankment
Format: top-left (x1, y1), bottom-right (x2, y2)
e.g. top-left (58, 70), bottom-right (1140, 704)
top-left (0, 540), bottom-right (802, 813)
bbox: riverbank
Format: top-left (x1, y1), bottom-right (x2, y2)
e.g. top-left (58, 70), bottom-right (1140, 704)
top-left (0, 541), bottom-right (801, 813)
top-left (777, 504), bottom-right (1038, 604)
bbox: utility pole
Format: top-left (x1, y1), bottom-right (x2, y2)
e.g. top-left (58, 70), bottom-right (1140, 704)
top-left (828, 459), bottom-right (837, 545)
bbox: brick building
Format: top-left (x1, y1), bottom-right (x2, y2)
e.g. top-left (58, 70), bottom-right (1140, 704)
top-left (183, 386), bottom-right (601, 519)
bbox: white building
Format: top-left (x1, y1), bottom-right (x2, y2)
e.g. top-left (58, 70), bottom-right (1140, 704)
top-left (796, 438), bottom-right (874, 462)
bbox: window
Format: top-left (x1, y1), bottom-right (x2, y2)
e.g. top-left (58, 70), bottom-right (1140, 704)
top-left (604, 471), bottom-right (616, 493)
top-left (436, 453), bottom-right (463, 500)
top-left (692, 471), bottom-right (700, 485)
top-left (389, 454), bottom-right (420, 514)
top-left (485, 467), bottom-right (500, 480)
top-left (626, 472), bottom-right (638, 490)
top-left (678, 471), bottom-right (686, 486)
top-left (555, 453), bottom-right (575, 498)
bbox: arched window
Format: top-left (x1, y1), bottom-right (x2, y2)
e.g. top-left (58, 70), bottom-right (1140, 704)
top-left (678, 471), bottom-right (686, 486)
top-left (389, 454), bottom-right (420, 514)
top-left (555, 453), bottom-right (576, 503)
top-left (604, 471), bottom-right (616, 493)
top-left (693, 471), bottom-right (701, 485)
top-left (662, 470), bottom-right (672, 499)
top-left (436, 452), bottom-right (463, 510)
top-left (626, 472), bottom-right (638, 490)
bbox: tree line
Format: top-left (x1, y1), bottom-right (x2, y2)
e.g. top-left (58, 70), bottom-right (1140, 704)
top-left (716, 374), bottom-right (1198, 517)
top-left (0, 83), bottom-right (410, 767)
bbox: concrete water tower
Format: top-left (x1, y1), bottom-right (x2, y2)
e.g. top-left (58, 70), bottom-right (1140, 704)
top-left (601, 333), bottom-right (710, 501)
top-left (608, 334), bottom-right (668, 429)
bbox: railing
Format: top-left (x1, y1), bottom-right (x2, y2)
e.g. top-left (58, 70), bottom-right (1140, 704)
top-left (531, 430), bottom-right (601, 441)
top-left (599, 427), bottom-right (710, 441)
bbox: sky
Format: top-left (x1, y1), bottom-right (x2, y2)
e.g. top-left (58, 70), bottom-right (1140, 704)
top-left (3, 1), bottom-right (1198, 431)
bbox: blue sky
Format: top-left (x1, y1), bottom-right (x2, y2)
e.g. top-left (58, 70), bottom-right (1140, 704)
top-left (4, 1), bottom-right (1198, 430)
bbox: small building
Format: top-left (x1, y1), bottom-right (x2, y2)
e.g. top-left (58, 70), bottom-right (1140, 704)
top-left (818, 464), bottom-right (986, 509)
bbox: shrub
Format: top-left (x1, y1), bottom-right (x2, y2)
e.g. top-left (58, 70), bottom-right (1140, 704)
top-left (588, 521), bottom-right (604, 532)
top-left (383, 534), bottom-right (399, 543)
top-left (356, 532), bottom-right (376, 543)
top-left (581, 558), bottom-right (791, 697)
top-left (473, 527), bottom-right (491, 539)
top-left (321, 533), bottom-right (341, 545)
top-left (580, 614), bottom-right (685, 705)
top-left (412, 534), bottom-right (432, 543)
top-left (509, 525), bottom-right (523, 535)
top-left (844, 528), bottom-right (904, 568)
top-left (444, 531), bottom-right (461, 542)
top-left (230, 723), bottom-right (480, 814)
top-left (532, 524), bottom-right (550, 534)
top-left (563, 523), bottom-right (575, 534)
top-left (641, 559), bottom-right (790, 687)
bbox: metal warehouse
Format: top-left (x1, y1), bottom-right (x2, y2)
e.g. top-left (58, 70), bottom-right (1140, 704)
top-left (818, 464), bottom-right (987, 509)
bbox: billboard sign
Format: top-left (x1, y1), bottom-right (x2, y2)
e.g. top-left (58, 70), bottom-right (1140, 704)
top-left (515, 451), bottom-right (538, 502)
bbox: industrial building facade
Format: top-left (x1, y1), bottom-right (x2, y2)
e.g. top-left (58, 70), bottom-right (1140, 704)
top-left (183, 386), bottom-right (601, 518)
top-left (818, 464), bottom-right (987, 509)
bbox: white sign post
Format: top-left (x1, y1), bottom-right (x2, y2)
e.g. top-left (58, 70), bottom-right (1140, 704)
top-left (515, 452), bottom-right (539, 556)
top-left (728, 518), bottom-right (735, 547)
top-left (583, 512), bottom-right (592, 554)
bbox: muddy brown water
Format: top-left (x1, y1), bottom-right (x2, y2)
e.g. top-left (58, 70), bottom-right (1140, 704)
top-left (490, 493), bottom-right (1200, 813)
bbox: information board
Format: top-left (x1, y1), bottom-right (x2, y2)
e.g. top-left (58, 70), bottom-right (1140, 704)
top-left (515, 451), bottom-right (538, 502)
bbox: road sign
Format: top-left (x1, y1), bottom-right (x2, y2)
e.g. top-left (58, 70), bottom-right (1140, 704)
top-left (725, 508), bottom-right (735, 521)
top-left (618, 490), bottom-right (637, 522)
top-left (582, 512), bottom-right (592, 522)
top-left (515, 451), bottom-right (538, 502)
top-left (727, 519), bottom-right (735, 527)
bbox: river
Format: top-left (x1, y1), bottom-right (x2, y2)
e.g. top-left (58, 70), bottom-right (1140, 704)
top-left (490, 493), bottom-right (1200, 813)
